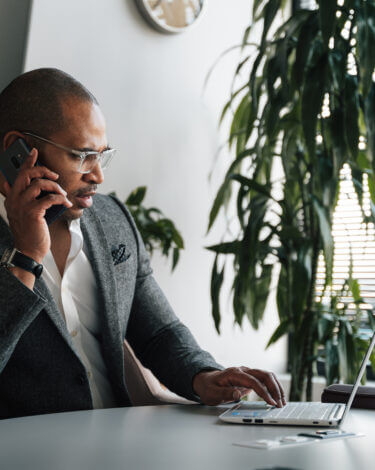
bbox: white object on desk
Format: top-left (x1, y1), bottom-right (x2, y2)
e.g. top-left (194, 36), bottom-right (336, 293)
top-left (234, 435), bottom-right (315, 450)
top-left (233, 432), bottom-right (365, 451)
top-left (234, 439), bottom-right (281, 449)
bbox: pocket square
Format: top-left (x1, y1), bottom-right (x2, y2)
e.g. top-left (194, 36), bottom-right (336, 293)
top-left (111, 244), bottom-right (131, 265)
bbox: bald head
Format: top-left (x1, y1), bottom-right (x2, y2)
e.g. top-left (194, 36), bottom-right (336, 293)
top-left (0, 68), bottom-right (98, 146)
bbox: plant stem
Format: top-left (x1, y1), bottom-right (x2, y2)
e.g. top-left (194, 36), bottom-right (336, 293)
top-left (305, 227), bottom-right (320, 401)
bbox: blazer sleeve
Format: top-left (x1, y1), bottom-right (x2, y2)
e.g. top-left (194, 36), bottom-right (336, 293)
top-left (109, 196), bottom-right (223, 401)
top-left (0, 267), bottom-right (47, 374)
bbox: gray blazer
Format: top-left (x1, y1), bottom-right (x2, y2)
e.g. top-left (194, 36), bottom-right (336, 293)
top-left (0, 194), bottom-right (221, 419)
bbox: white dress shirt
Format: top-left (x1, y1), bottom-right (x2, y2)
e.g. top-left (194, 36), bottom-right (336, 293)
top-left (0, 193), bottom-right (117, 409)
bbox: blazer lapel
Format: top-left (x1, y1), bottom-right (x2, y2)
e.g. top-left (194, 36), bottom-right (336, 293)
top-left (34, 276), bottom-right (78, 349)
top-left (80, 207), bottom-right (125, 385)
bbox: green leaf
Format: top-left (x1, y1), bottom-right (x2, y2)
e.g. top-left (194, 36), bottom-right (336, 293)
top-left (301, 44), bottom-right (328, 161)
top-left (236, 183), bottom-right (248, 231)
top-left (349, 278), bottom-right (361, 303)
top-left (241, 25), bottom-right (251, 51)
top-left (367, 172), bottom-right (375, 209)
top-left (124, 189), bottom-right (184, 271)
top-left (126, 186), bottom-right (147, 206)
top-left (357, 151), bottom-right (371, 171)
top-left (276, 265), bottom-right (292, 322)
top-left (207, 148), bottom-right (258, 234)
top-left (230, 173), bottom-right (273, 200)
top-left (328, 105), bottom-right (347, 173)
top-left (261, 0), bottom-right (282, 45)
top-left (350, 166), bottom-right (364, 219)
top-left (229, 93), bottom-right (251, 152)
top-left (172, 247), bottom-right (179, 271)
top-left (267, 318), bottom-right (291, 348)
top-left (172, 229), bottom-right (184, 249)
top-left (370, 352), bottom-right (375, 375)
top-left (274, 8), bottom-right (311, 40)
top-left (318, 314), bottom-right (335, 343)
top-left (207, 178), bottom-right (232, 233)
top-left (317, 0), bottom-right (337, 49)
top-left (219, 85), bottom-right (249, 126)
top-left (367, 310), bottom-right (375, 330)
top-left (344, 75), bottom-right (360, 160)
top-left (206, 241), bottom-right (240, 255)
top-left (264, 89), bottom-right (287, 139)
top-left (253, 0), bottom-right (266, 20)
top-left (357, 2), bottom-right (375, 96)
top-left (292, 12), bottom-right (319, 88)
top-left (225, 148), bottom-right (256, 177)
top-left (324, 340), bottom-right (339, 385)
top-left (364, 83), bottom-right (375, 171)
top-left (232, 195), bottom-right (270, 329)
top-left (291, 247), bottom-right (311, 316)
top-left (246, 264), bottom-right (273, 329)
top-left (210, 255), bottom-right (225, 334)
top-left (313, 196), bottom-right (334, 282)
top-left (337, 319), bottom-right (357, 382)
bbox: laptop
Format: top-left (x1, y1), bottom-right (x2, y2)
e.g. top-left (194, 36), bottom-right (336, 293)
top-left (219, 331), bottom-right (375, 427)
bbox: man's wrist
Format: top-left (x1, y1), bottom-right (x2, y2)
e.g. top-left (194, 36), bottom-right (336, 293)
top-left (14, 247), bottom-right (44, 264)
top-left (192, 368), bottom-right (221, 397)
top-left (1, 248), bottom-right (43, 278)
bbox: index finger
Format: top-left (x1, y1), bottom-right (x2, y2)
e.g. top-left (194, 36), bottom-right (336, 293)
top-left (20, 147), bottom-right (38, 170)
top-left (12, 163), bottom-right (59, 195)
top-left (222, 369), bottom-right (278, 406)
top-left (244, 368), bottom-right (285, 407)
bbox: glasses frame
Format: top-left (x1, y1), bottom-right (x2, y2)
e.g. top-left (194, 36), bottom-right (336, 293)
top-left (22, 131), bottom-right (116, 174)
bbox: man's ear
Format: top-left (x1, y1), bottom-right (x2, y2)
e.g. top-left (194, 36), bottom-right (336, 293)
top-left (3, 131), bottom-right (25, 151)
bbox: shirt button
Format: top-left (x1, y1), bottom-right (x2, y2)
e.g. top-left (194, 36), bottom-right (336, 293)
top-left (71, 330), bottom-right (78, 337)
top-left (87, 371), bottom-right (92, 379)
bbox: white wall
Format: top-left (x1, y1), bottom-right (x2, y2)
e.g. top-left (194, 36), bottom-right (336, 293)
top-left (24, 0), bottom-right (287, 372)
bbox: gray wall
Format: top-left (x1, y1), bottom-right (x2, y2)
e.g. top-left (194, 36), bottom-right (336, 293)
top-left (22, 0), bottom-right (286, 372)
top-left (0, 0), bottom-right (31, 91)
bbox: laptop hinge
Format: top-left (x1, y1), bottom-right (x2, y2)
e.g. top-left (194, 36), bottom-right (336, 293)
top-left (329, 404), bottom-right (343, 420)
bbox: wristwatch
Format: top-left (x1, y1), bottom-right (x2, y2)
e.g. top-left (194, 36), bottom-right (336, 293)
top-left (0, 247), bottom-right (43, 278)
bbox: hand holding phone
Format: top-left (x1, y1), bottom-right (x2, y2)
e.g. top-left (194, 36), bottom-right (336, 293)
top-left (0, 139), bottom-right (72, 263)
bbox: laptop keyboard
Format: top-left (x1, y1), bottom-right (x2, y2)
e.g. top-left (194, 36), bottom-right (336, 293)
top-left (265, 402), bottom-right (336, 420)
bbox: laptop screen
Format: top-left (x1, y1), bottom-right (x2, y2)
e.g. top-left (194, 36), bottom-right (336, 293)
top-left (340, 331), bottom-right (375, 427)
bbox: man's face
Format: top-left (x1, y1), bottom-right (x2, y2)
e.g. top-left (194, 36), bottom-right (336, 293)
top-left (36, 98), bottom-right (107, 222)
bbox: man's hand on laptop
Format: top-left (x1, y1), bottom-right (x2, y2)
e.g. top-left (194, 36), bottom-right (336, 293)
top-left (192, 367), bottom-right (286, 407)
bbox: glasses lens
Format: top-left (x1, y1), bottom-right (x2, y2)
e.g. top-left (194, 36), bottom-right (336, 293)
top-left (100, 149), bottom-right (116, 170)
top-left (80, 149), bottom-right (116, 173)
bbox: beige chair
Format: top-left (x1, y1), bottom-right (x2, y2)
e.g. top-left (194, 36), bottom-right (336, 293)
top-left (123, 340), bottom-right (196, 406)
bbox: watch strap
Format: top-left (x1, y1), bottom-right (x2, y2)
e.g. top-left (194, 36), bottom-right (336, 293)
top-left (0, 247), bottom-right (43, 278)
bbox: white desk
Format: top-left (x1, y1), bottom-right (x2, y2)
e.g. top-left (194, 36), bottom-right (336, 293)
top-left (0, 404), bottom-right (374, 470)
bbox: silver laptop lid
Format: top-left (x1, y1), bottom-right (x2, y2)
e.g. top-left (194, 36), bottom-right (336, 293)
top-left (339, 330), bottom-right (375, 428)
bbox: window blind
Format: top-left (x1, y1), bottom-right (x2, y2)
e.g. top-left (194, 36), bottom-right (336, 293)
top-left (316, 164), bottom-right (375, 315)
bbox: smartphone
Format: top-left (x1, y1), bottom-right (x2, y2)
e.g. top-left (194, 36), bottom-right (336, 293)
top-left (0, 138), bottom-right (66, 225)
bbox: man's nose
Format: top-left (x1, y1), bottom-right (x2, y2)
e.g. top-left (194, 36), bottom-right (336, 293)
top-left (84, 161), bottom-right (104, 185)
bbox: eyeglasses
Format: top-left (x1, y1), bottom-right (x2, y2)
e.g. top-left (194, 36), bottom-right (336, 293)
top-left (22, 131), bottom-right (116, 174)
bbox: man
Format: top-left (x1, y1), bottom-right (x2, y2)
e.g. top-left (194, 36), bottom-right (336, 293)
top-left (0, 69), bottom-right (285, 419)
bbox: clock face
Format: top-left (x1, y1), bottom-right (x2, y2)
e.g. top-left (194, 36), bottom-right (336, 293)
top-left (136, 0), bottom-right (205, 34)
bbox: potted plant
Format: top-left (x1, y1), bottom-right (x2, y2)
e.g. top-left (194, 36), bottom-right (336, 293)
top-left (110, 186), bottom-right (184, 271)
top-left (206, 0), bottom-right (375, 400)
